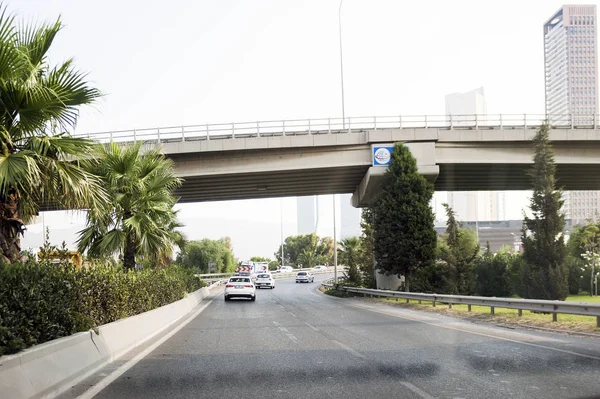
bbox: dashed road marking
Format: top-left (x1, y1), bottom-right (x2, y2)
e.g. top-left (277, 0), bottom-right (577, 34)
top-left (331, 339), bottom-right (366, 359)
top-left (304, 322), bottom-right (319, 331)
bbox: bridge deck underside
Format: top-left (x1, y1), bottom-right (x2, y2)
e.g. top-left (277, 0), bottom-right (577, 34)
top-left (175, 166), bottom-right (369, 203)
top-left (436, 163), bottom-right (600, 191)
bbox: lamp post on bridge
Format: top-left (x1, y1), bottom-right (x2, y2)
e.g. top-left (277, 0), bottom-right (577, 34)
top-left (339, 0), bottom-right (346, 130)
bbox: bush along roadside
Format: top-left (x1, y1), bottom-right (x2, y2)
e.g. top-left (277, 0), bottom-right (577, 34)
top-left (0, 260), bottom-right (205, 356)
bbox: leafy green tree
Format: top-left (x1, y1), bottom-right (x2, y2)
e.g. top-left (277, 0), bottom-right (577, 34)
top-left (338, 236), bottom-right (362, 285)
top-left (475, 243), bottom-right (512, 297)
top-left (297, 247), bottom-right (321, 269)
top-left (274, 233), bottom-right (332, 266)
top-left (521, 122), bottom-right (568, 300)
top-left (176, 239), bottom-right (235, 273)
top-left (77, 143), bottom-right (182, 269)
top-left (358, 208), bottom-right (376, 288)
top-left (250, 256), bottom-right (270, 262)
top-left (0, 8), bottom-right (107, 263)
top-left (372, 142), bottom-right (436, 292)
top-left (438, 204), bottom-right (480, 295)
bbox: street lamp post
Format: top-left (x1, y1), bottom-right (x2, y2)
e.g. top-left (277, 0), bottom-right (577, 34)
top-left (333, 194), bottom-right (338, 283)
top-left (338, 0), bottom-right (346, 129)
top-left (280, 199), bottom-right (284, 266)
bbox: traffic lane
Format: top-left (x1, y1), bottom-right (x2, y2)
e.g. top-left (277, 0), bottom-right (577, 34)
top-left (91, 280), bottom-right (426, 399)
top-left (267, 278), bottom-right (600, 398)
top-left (287, 282), bottom-right (600, 397)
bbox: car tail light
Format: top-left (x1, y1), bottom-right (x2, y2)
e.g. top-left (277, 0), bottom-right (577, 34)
top-left (244, 284), bottom-right (253, 288)
top-left (226, 284), bottom-right (234, 288)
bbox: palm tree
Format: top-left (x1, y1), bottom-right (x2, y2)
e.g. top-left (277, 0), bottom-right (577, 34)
top-left (77, 142), bottom-right (183, 269)
top-left (338, 237), bottom-right (362, 284)
top-left (0, 8), bottom-right (107, 263)
top-left (297, 247), bottom-right (321, 269)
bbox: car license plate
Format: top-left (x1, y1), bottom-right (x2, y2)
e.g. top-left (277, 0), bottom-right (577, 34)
top-left (235, 285), bottom-right (244, 289)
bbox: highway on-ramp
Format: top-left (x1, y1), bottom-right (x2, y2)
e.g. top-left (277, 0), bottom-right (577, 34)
top-left (60, 274), bottom-right (600, 399)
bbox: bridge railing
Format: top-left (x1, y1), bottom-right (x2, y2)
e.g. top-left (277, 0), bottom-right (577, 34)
top-left (73, 113), bottom-right (600, 144)
top-left (321, 284), bottom-right (600, 327)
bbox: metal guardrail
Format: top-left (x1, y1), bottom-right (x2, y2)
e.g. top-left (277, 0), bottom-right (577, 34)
top-left (73, 114), bottom-right (600, 144)
top-left (322, 284), bottom-right (600, 327)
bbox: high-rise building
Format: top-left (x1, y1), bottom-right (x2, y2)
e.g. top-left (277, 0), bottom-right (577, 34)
top-left (339, 193), bottom-right (362, 239)
top-left (296, 196), bottom-right (316, 235)
top-left (544, 5), bottom-right (599, 225)
top-left (444, 88), bottom-right (506, 222)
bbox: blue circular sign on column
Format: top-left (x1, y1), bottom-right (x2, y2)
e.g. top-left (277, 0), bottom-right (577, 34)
top-left (373, 146), bottom-right (394, 166)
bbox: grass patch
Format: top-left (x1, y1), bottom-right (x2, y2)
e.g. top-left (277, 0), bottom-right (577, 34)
top-left (567, 294), bottom-right (600, 303)
top-left (323, 288), bottom-right (358, 298)
top-left (364, 296), bottom-right (600, 334)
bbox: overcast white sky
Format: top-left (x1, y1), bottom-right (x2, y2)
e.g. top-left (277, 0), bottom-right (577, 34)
top-left (17, 0), bottom-right (593, 260)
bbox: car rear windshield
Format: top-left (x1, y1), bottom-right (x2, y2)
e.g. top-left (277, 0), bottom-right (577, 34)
top-left (229, 278), bottom-right (251, 283)
top-left (297, 272), bottom-right (306, 275)
top-left (257, 274), bottom-right (270, 278)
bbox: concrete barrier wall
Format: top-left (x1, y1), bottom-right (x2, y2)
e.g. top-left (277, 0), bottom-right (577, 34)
top-left (0, 286), bottom-right (215, 399)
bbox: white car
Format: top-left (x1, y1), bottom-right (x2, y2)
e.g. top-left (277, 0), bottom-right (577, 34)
top-left (279, 266), bottom-right (294, 273)
top-left (224, 277), bottom-right (256, 301)
top-left (312, 265), bottom-right (327, 271)
top-left (296, 271), bottom-right (315, 283)
top-left (254, 273), bottom-right (275, 289)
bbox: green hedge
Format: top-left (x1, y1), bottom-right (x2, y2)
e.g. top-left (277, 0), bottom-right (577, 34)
top-left (0, 261), bottom-right (204, 356)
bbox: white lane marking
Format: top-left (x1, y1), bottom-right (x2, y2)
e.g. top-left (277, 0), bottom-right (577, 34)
top-left (331, 339), bottom-right (366, 359)
top-left (399, 381), bottom-right (435, 399)
top-left (346, 303), bottom-right (600, 362)
top-left (77, 297), bottom-right (216, 399)
top-left (286, 333), bottom-right (298, 342)
top-left (288, 311), bottom-right (297, 318)
top-left (304, 322), bottom-right (319, 331)
top-left (278, 327), bottom-right (289, 333)
top-left (272, 321), bottom-right (280, 326)
top-left (279, 305), bottom-right (285, 309)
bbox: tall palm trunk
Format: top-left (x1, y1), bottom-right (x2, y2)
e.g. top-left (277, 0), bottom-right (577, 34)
top-left (0, 188), bottom-right (24, 263)
top-left (122, 210), bottom-right (136, 270)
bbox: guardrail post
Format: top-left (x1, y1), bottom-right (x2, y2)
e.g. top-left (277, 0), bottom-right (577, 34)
top-left (374, 116), bottom-right (377, 129)
top-left (432, 298), bottom-right (436, 307)
top-left (405, 298), bottom-right (409, 303)
top-left (523, 113), bottom-right (527, 129)
top-left (467, 304), bottom-right (472, 312)
top-left (157, 127), bottom-right (161, 144)
top-left (425, 114), bottom-right (428, 128)
top-left (348, 117), bottom-right (351, 133)
top-left (552, 313), bottom-right (558, 322)
top-left (475, 114), bottom-right (478, 129)
top-left (418, 300), bottom-right (422, 304)
top-left (328, 118), bottom-right (331, 134)
top-left (232, 122), bottom-right (235, 138)
top-left (257, 122), bottom-right (260, 137)
top-left (282, 120), bottom-right (286, 136)
top-left (597, 316), bottom-right (600, 328)
top-left (133, 129), bottom-right (137, 142)
top-left (518, 309), bottom-right (522, 317)
top-left (499, 114), bottom-right (503, 129)
top-left (399, 115), bottom-right (402, 129)
top-left (448, 302), bottom-right (453, 309)
top-left (449, 114), bottom-right (453, 130)
top-left (490, 306), bottom-right (495, 315)
top-left (110, 131), bottom-right (113, 141)
top-left (205, 125), bottom-right (209, 141)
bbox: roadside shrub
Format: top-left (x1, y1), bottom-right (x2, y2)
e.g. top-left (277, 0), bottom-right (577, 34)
top-left (0, 261), bottom-right (205, 356)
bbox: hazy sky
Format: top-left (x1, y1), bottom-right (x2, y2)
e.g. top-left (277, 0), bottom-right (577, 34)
top-left (17, 0), bottom-right (591, 259)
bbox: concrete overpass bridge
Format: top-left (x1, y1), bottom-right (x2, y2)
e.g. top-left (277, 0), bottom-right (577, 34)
top-left (74, 114), bottom-right (600, 207)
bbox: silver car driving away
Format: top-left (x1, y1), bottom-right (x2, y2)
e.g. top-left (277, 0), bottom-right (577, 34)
top-left (295, 271), bottom-right (314, 283)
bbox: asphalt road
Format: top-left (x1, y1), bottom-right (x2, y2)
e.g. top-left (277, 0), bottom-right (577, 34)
top-left (62, 274), bottom-right (600, 399)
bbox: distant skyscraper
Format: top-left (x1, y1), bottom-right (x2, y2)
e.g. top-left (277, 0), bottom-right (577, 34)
top-left (444, 88), bottom-right (505, 222)
top-left (544, 5), bottom-right (599, 224)
top-left (296, 196), bottom-right (316, 235)
top-left (339, 193), bottom-right (361, 239)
